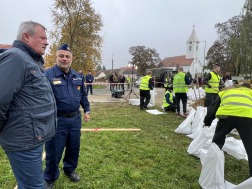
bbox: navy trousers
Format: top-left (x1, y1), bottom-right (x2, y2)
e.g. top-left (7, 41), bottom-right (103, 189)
top-left (6, 145), bottom-right (44, 189)
top-left (86, 83), bottom-right (93, 94)
top-left (44, 114), bottom-right (82, 184)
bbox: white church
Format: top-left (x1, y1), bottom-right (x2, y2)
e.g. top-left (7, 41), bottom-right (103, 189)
top-left (159, 27), bottom-right (203, 77)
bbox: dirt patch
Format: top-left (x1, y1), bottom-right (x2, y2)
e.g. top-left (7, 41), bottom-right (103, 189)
top-left (191, 96), bottom-right (206, 110)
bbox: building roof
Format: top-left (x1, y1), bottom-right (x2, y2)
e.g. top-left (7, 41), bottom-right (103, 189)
top-left (186, 28), bottom-right (200, 43)
top-left (95, 70), bottom-right (103, 77)
top-left (120, 67), bottom-right (133, 70)
top-left (122, 69), bottom-right (138, 75)
top-left (159, 55), bottom-right (194, 67)
top-left (0, 44), bottom-right (12, 49)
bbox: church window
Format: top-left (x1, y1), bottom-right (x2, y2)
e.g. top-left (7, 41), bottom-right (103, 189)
top-left (196, 46), bottom-right (198, 51)
top-left (196, 57), bottom-right (197, 61)
top-left (189, 46), bottom-right (192, 51)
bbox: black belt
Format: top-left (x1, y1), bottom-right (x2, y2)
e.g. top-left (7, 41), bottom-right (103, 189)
top-left (58, 111), bottom-right (79, 118)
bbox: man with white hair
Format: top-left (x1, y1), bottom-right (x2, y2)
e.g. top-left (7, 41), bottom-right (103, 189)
top-left (0, 21), bottom-right (57, 188)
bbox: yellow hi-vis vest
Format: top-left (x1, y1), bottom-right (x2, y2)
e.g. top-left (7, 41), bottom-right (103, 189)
top-left (173, 72), bottom-right (188, 93)
top-left (139, 75), bottom-right (151, 90)
top-left (216, 87), bottom-right (252, 119)
top-left (163, 90), bottom-right (173, 108)
top-left (164, 78), bottom-right (171, 88)
top-left (205, 71), bottom-right (220, 93)
top-left (127, 77), bottom-right (131, 83)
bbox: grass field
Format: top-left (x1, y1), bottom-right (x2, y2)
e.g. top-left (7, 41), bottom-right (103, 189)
top-left (0, 102), bottom-right (250, 189)
top-left (90, 85), bottom-right (107, 89)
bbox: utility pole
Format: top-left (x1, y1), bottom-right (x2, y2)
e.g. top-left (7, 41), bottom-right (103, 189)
top-left (112, 53), bottom-right (114, 73)
top-left (200, 41), bottom-right (206, 74)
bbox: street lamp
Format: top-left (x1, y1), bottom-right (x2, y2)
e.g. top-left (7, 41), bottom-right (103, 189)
top-left (112, 53), bottom-right (114, 73)
top-left (125, 62), bottom-right (138, 100)
top-left (200, 41), bottom-right (206, 74)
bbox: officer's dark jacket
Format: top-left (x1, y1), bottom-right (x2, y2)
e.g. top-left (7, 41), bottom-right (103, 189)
top-left (45, 65), bottom-right (90, 114)
top-left (86, 74), bottom-right (94, 83)
top-left (0, 40), bottom-right (57, 151)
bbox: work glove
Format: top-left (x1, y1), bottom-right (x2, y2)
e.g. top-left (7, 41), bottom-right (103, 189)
top-left (207, 84), bottom-right (211, 88)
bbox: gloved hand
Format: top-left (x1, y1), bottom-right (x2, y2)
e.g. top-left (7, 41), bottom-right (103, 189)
top-left (207, 84), bottom-right (211, 88)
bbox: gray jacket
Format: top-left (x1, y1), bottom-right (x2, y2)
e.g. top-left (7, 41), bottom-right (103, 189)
top-left (0, 40), bottom-right (57, 151)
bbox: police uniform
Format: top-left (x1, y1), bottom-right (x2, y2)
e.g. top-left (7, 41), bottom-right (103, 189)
top-left (86, 72), bottom-right (94, 95)
top-left (139, 75), bottom-right (153, 110)
top-left (203, 71), bottom-right (221, 107)
top-left (44, 44), bottom-right (90, 185)
top-left (204, 86), bottom-right (252, 177)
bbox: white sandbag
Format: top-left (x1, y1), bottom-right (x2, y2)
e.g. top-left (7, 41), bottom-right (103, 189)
top-left (187, 107), bottom-right (207, 139)
top-left (149, 90), bottom-right (155, 107)
top-left (199, 143), bottom-right (225, 189)
top-left (187, 120), bottom-right (217, 158)
top-left (202, 119), bottom-right (218, 150)
top-left (175, 108), bottom-right (196, 135)
top-left (229, 129), bottom-right (239, 136)
top-left (225, 180), bottom-right (236, 188)
top-left (222, 137), bottom-right (248, 161)
top-left (129, 99), bottom-right (140, 105)
top-left (191, 106), bottom-right (206, 133)
top-left (231, 177), bottom-right (252, 189)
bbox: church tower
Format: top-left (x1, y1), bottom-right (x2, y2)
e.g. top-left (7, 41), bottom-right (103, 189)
top-left (186, 26), bottom-right (202, 76)
top-left (186, 26), bottom-right (200, 60)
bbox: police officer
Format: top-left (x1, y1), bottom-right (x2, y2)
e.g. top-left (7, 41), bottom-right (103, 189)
top-left (44, 44), bottom-right (90, 189)
top-left (204, 82), bottom-right (252, 177)
top-left (86, 71), bottom-right (94, 95)
top-left (163, 88), bottom-right (176, 112)
top-left (173, 67), bottom-right (192, 117)
top-left (203, 64), bottom-right (221, 107)
top-left (139, 71), bottom-right (153, 110)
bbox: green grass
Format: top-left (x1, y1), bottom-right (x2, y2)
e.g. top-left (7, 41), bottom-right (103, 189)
top-left (90, 85), bottom-right (107, 89)
top-left (0, 102), bottom-right (250, 189)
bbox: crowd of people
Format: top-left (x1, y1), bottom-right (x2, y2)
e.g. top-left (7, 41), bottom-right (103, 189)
top-left (109, 72), bottom-right (131, 91)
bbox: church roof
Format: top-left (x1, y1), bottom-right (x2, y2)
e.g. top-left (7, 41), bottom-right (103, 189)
top-left (0, 44), bottom-right (12, 49)
top-left (186, 28), bottom-right (200, 43)
top-left (159, 55), bottom-right (194, 67)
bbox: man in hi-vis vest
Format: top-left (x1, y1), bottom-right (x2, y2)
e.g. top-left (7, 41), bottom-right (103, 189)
top-left (203, 64), bottom-right (221, 107)
top-left (139, 71), bottom-right (153, 110)
top-left (164, 74), bottom-right (172, 91)
top-left (163, 88), bottom-right (176, 112)
top-left (173, 67), bottom-right (192, 117)
top-left (203, 82), bottom-right (252, 177)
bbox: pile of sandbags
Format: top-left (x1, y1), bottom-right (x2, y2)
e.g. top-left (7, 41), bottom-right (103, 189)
top-left (225, 80), bottom-right (233, 87)
top-left (187, 87), bottom-right (206, 100)
top-left (174, 105), bottom-right (250, 188)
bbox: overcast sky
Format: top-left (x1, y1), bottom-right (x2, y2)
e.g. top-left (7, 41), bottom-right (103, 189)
top-left (0, 0), bottom-right (245, 70)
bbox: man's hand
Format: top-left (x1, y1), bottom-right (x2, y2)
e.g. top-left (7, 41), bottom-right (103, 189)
top-left (207, 85), bottom-right (212, 88)
top-left (84, 113), bottom-right (90, 123)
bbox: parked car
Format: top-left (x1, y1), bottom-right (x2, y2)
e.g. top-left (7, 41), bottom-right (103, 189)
top-left (135, 77), bottom-right (143, 88)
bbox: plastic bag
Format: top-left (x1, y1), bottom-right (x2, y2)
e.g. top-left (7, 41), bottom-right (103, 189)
top-left (187, 107), bottom-right (207, 139)
top-left (199, 143), bottom-right (225, 189)
top-left (187, 119), bottom-right (217, 158)
top-left (149, 90), bottom-right (155, 107)
top-left (175, 108), bottom-right (196, 135)
top-left (222, 137), bottom-right (248, 161)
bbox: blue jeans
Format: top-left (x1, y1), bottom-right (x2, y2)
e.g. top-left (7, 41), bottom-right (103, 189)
top-left (5, 145), bottom-right (45, 189)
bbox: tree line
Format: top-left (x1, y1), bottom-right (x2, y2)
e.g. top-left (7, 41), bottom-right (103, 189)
top-left (205, 0), bottom-right (252, 76)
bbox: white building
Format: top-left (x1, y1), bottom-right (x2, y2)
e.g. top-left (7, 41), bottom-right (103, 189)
top-left (159, 27), bottom-right (203, 77)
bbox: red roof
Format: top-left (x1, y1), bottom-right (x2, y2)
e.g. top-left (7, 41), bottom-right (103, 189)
top-left (0, 44), bottom-right (12, 49)
top-left (120, 67), bottom-right (133, 70)
top-left (159, 55), bottom-right (194, 67)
